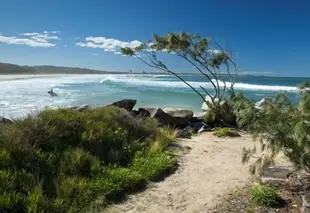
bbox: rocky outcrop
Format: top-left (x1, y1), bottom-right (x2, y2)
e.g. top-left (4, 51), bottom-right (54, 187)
top-left (191, 121), bottom-right (210, 133)
top-left (176, 126), bottom-right (195, 138)
top-left (192, 112), bottom-right (206, 121)
top-left (139, 107), bottom-right (193, 127)
top-left (130, 108), bottom-right (151, 118)
top-left (0, 116), bottom-right (13, 124)
top-left (110, 99), bottom-right (137, 111)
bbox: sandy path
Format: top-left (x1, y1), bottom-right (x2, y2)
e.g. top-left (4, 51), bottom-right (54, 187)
top-left (106, 132), bottom-right (256, 213)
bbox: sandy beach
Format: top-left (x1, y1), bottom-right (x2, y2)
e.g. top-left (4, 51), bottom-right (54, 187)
top-left (105, 132), bottom-right (256, 213)
top-left (0, 74), bottom-right (70, 81)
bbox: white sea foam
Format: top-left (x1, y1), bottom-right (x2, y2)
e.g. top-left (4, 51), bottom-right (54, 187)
top-left (100, 76), bottom-right (298, 91)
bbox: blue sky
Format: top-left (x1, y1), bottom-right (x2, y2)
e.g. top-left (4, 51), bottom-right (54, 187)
top-left (0, 0), bottom-right (310, 77)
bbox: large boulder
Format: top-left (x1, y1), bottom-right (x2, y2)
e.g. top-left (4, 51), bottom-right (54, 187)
top-left (201, 96), bottom-right (218, 111)
top-left (110, 99), bottom-right (137, 111)
top-left (139, 107), bottom-right (193, 127)
top-left (191, 112), bottom-right (206, 123)
top-left (130, 108), bottom-right (150, 118)
top-left (0, 116), bottom-right (13, 124)
top-left (176, 126), bottom-right (195, 138)
top-left (190, 121), bottom-right (210, 133)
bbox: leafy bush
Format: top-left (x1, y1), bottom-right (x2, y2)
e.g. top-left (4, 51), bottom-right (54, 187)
top-left (235, 81), bottom-right (310, 176)
top-left (240, 90), bottom-right (310, 174)
top-left (250, 184), bottom-right (282, 207)
top-left (132, 149), bottom-right (177, 181)
top-left (203, 100), bottom-right (236, 127)
top-left (213, 128), bottom-right (240, 137)
top-left (0, 106), bottom-right (176, 212)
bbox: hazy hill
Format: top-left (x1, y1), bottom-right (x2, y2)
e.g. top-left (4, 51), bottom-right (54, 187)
top-left (0, 62), bottom-right (126, 74)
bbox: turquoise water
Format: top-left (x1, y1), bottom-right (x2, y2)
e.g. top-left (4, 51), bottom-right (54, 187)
top-left (0, 74), bottom-right (309, 118)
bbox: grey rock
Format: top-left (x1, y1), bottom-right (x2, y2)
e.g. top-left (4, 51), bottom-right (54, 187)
top-left (191, 112), bottom-right (206, 123)
top-left (260, 164), bottom-right (295, 185)
top-left (137, 108), bottom-right (151, 117)
top-left (190, 121), bottom-right (208, 133)
top-left (130, 108), bottom-right (150, 118)
top-left (163, 108), bottom-right (193, 118)
top-left (110, 99), bottom-right (137, 111)
top-left (141, 107), bottom-right (193, 127)
top-left (176, 126), bottom-right (195, 138)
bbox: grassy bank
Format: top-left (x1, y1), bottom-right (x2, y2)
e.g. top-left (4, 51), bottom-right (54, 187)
top-left (0, 106), bottom-right (177, 213)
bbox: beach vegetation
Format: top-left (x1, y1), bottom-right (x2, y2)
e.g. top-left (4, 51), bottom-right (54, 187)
top-left (238, 81), bottom-right (310, 175)
top-left (213, 127), bottom-right (240, 137)
top-left (249, 184), bottom-right (282, 207)
top-left (0, 106), bottom-right (177, 212)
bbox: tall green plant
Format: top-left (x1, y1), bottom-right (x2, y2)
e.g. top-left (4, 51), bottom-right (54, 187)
top-left (241, 82), bottom-right (310, 174)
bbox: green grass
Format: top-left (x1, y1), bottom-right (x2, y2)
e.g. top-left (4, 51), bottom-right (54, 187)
top-left (213, 127), bottom-right (240, 137)
top-left (0, 106), bottom-right (177, 212)
top-left (249, 184), bottom-right (282, 207)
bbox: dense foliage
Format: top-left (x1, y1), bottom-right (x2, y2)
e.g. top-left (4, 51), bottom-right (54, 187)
top-left (249, 184), bottom-right (282, 207)
top-left (0, 106), bottom-right (177, 212)
top-left (234, 82), bottom-right (310, 175)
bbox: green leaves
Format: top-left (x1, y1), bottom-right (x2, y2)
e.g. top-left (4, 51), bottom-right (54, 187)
top-left (121, 47), bottom-right (135, 56)
top-left (238, 90), bottom-right (310, 174)
top-left (250, 184), bottom-right (282, 207)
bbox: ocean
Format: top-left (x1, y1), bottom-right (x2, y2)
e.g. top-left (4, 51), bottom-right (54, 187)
top-left (0, 74), bottom-right (309, 119)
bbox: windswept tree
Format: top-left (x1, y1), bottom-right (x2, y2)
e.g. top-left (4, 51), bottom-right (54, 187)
top-left (121, 32), bottom-right (238, 115)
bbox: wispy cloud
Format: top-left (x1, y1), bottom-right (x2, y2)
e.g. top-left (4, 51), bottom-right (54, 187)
top-left (76, 36), bottom-right (143, 53)
top-left (0, 31), bottom-right (60, 48)
top-left (92, 53), bottom-right (99, 56)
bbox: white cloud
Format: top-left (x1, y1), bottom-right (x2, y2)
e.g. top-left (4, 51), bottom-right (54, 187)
top-left (0, 31), bottom-right (60, 48)
top-left (76, 36), bottom-right (143, 53)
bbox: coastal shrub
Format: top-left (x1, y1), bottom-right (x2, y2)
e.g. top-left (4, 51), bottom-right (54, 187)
top-left (250, 184), bottom-right (282, 207)
top-left (132, 149), bottom-right (177, 181)
top-left (0, 106), bottom-right (177, 212)
top-left (203, 100), bottom-right (237, 127)
top-left (213, 127), bottom-right (240, 137)
top-left (150, 127), bottom-right (177, 151)
top-left (239, 81), bottom-right (310, 175)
